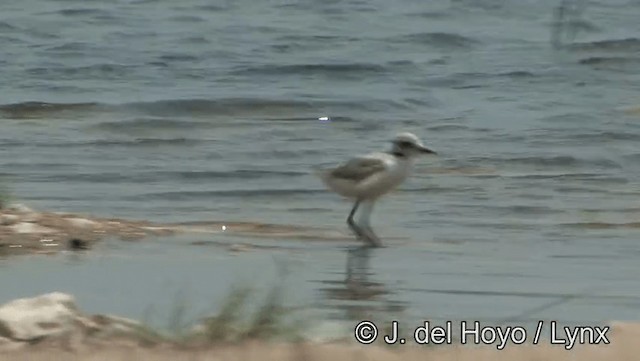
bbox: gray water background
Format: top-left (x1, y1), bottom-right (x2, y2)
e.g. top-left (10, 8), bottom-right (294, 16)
top-left (1, 0), bottom-right (640, 337)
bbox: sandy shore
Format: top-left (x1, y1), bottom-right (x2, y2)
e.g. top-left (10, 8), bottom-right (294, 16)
top-left (4, 323), bottom-right (640, 361)
top-left (0, 291), bottom-right (637, 361)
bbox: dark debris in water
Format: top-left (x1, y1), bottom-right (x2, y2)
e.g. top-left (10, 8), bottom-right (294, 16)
top-left (68, 238), bottom-right (90, 250)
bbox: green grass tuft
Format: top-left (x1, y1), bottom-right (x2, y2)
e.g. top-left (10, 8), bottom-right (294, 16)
top-left (200, 284), bottom-right (253, 343)
top-left (198, 282), bottom-right (304, 344)
top-left (134, 267), bottom-right (306, 347)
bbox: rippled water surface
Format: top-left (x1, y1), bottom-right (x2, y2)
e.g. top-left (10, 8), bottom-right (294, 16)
top-left (1, 0), bottom-right (640, 330)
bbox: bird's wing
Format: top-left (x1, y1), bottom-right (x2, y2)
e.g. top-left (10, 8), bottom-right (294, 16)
top-left (329, 155), bottom-right (388, 182)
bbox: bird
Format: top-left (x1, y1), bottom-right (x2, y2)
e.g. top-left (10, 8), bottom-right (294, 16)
top-left (317, 132), bottom-right (437, 247)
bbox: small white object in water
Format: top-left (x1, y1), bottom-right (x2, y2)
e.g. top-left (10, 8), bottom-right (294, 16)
top-left (222, 225), bottom-right (226, 231)
top-left (318, 116), bottom-right (330, 121)
top-left (39, 239), bottom-right (53, 243)
top-left (316, 132), bottom-right (437, 247)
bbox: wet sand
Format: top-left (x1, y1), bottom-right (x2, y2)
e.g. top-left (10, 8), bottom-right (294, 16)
top-left (3, 322), bottom-right (639, 361)
top-left (0, 204), bottom-right (351, 257)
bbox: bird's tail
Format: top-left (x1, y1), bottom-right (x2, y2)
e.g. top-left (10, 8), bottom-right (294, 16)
top-left (311, 165), bottom-right (328, 179)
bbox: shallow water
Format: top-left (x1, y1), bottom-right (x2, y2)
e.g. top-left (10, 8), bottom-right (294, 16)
top-left (1, 0), bottom-right (640, 334)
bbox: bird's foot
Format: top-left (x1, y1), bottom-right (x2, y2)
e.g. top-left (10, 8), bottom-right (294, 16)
top-left (362, 227), bottom-right (383, 248)
top-left (348, 219), bottom-right (384, 248)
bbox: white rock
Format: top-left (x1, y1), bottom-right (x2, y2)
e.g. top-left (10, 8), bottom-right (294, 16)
top-left (0, 293), bottom-right (147, 346)
top-left (66, 218), bottom-right (97, 229)
top-left (0, 214), bottom-right (19, 226)
top-left (0, 336), bottom-right (23, 351)
top-left (0, 292), bottom-right (79, 341)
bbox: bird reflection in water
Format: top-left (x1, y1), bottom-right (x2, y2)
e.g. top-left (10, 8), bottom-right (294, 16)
top-left (318, 246), bottom-right (407, 322)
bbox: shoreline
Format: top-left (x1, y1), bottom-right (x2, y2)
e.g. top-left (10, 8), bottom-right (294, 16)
top-left (0, 203), bottom-right (350, 257)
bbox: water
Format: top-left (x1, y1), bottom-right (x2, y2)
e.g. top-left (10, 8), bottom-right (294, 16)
top-left (1, 0), bottom-right (640, 334)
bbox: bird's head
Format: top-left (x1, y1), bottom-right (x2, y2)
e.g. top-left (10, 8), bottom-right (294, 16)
top-left (391, 132), bottom-right (437, 158)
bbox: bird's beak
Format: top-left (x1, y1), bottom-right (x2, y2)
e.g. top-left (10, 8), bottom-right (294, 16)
top-left (420, 145), bottom-right (437, 155)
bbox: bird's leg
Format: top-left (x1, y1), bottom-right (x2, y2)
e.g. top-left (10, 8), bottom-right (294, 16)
top-left (357, 201), bottom-right (383, 248)
top-left (346, 200), bottom-right (367, 241)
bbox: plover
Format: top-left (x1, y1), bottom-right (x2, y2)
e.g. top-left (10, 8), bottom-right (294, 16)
top-left (318, 132), bottom-right (436, 247)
